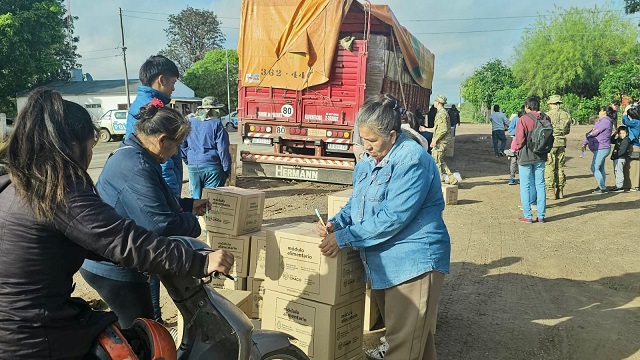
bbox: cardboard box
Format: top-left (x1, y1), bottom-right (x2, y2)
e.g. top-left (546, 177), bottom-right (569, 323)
top-left (264, 222), bottom-right (365, 305)
top-left (262, 290), bottom-right (365, 360)
top-left (210, 276), bottom-right (247, 291)
top-left (327, 189), bottom-right (352, 218)
top-left (364, 289), bottom-right (382, 332)
top-left (202, 186), bottom-right (265, 236)
top-left (247, 277), bottom-right (266, 319)
top-left (216, 288), bottom-right (253, 319)
top-left (206, 232), bottom-right (251, 277)
top-left (442, 184), bottom-right (458, 205)
top-left (445, 135), bottom-right (455, 158)
top-left (248, 229), bottom-right (267, 279)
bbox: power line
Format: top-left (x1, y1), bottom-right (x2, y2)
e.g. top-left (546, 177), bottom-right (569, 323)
top-left (78, 54), bottom-right (122, 61)
top-left (121, 14), bottom-right (239, 29)
top-left (80, 47), bottom-right (120, 54)
top-left (121, 9), bottom-right (239, 20)
top-left (403, 9), bottom-right (630, 22)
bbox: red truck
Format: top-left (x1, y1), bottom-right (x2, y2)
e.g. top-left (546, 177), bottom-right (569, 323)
top-left (237, 0), bottom-right (435, 184)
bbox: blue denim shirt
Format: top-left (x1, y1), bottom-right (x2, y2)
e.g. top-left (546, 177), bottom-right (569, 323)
top-left (331, 132), bottom-right (451, 290)
top-left (180, 117), bottom-right (231, 172)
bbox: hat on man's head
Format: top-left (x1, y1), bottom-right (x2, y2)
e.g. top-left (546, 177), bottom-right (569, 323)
top-left (434, 95), bottom-right (447, 105)
top-left (547, 95), bottom-right (563, 104)
top-left (198, 96), bottom-right (224, 109)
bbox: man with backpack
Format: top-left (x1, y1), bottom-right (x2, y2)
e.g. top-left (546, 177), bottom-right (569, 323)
top-left (544, 95), bottom-right (572, 199)
top-left (511, 96), bottom-right (553, 223)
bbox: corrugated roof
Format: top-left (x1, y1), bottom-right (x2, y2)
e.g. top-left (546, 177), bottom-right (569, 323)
top-left (31, 79), bottom-right (143, 96)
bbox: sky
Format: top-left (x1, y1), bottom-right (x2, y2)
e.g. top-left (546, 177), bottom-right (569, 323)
top-left (72, 0), bottom-right (633, 104)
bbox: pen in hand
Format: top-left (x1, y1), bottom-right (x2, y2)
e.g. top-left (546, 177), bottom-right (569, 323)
top-left (315, 208), bottom-right (326, 227)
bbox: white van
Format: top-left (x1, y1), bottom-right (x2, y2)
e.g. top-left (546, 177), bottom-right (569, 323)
top-left (98, 110), bottom-right (127, 142)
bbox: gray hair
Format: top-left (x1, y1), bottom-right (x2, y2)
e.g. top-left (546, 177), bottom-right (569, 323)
top-left (355, 94), bottom-right (402, 140)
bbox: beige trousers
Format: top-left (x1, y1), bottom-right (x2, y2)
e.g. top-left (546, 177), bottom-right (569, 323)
top-left (372, 271), bottom-right (445, 360)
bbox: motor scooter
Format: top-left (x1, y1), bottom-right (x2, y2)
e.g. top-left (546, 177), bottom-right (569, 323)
top-left (162, 236), bottom-right (310, 360)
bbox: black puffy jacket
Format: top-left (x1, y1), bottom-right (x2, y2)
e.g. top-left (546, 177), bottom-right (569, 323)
top-left (0, 174), bottom-right (208, 359)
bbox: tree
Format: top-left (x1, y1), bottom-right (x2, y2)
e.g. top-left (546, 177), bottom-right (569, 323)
top-left (492, 86), bottom-right (530, 118)
top-left (512, 5), bottom-right (639, 98)
top-left (183, 49), bottom-right (239, 112)
top-left (599, 62), bottom-right (640, 103)
top-left (460, 59), bottom-right (518, 121)
top-left (624, 0), bottom-right (640, 14)
top-left (0, 0), bottom-right (80, 114)
top-left (160, 7), bottom-right (226, 76)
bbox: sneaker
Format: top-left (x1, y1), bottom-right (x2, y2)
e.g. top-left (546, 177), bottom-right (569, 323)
top-left (537, 218), bottom-right (545, 223)
top-left (365, 341), bottom-right (389, 359)
top-left (592, 188), bottom-right (608, 194)
top-left (611, 187), bottom-right (625, 193)
top-left (504, 149), bottom-right (515, 157)
top-left (630, 187), bottom-right (639, 192)
top-left (508, 177), bottom-right (517, 185)
top-left (519, 217), bottom-right (533, 223)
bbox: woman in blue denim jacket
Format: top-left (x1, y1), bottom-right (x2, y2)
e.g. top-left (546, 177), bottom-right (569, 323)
top-left (317, 94), bottom-right (450, 360)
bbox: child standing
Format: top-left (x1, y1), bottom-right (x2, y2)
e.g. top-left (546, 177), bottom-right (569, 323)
top-left (611, 126), bottom-right (632, 192)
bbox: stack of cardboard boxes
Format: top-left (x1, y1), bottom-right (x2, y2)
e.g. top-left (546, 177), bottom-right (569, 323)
top-left (200, 186), bottom-right (267, 318)
top-left (261, 222), bottom-right (366, 360)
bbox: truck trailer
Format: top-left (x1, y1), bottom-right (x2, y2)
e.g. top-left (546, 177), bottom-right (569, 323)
top-left (237, 0), bottom-right (435, 184)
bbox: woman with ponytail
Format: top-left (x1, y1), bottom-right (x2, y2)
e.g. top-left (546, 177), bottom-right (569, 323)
top-left (0, 89), bottom-right (233, 359)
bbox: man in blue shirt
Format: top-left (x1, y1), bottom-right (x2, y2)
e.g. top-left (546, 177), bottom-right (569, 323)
top-left (490, 104), bottom-right (510, 157)
top-left (125, 55), bottom-right (182, 198)
top-left (181, 96), bottom-right (232, 198)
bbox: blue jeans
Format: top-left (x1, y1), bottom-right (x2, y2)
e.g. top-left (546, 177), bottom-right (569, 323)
top-left (519, 162), bottom-right (546, 219)
top-left (591, 149), bottom-right (610, 190)
top-left (149, 275), bottom-right (162, 322)
top-left (188, 164), bottom-right (228, 199)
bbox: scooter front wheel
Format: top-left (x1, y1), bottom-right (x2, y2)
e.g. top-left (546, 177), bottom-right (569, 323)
top-left (261, 344), bottom-right (310, 360)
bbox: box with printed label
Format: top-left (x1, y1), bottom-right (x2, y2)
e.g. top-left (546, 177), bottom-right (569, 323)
top-left (247, 277), bottom-right (266, 319)
top-left (262, 290), bottom-right (365, 360)
top-left (441, 184), bottom-right (458, 205)
top-left (264, 222), bottom-right (365, 305)
top-left (202, 186), bottom-right (265, 236)
top-left (364, 289), bottom-right (382, 331)
top-left (248, 229), bottom-right (267, 279)
top-left (206, 232), bottom-right (251, 277)
top-left (327, 189), bottom-right (352, 218)
top-left (210, 276), bottom-right (247, 291)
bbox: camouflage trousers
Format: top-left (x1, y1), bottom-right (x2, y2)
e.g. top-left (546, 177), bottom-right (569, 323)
top-left (432, 143), bottom-right (453, 178)
top-left (545, 146), bottom-right (566, 190)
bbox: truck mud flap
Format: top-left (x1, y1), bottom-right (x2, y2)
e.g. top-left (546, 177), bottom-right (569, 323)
top-left (242, 162), bottom-right (354, 185)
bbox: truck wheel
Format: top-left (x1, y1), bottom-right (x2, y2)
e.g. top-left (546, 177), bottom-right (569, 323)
top-left (261, 344), bottom-right (310, 359)
top-left (99, 128), bottom-right (112, 143)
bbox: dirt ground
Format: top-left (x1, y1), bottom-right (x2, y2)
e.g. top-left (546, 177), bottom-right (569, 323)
top-left (72, 124), bottom-right (640, 359)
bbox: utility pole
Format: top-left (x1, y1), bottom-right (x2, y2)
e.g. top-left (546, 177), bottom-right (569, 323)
top-left (226, 49), bottom-right (232, 115)
top-left (119, 8), bottom-right (131, 109)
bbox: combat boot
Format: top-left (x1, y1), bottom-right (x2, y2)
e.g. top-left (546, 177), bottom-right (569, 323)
top-left (547, 188), bottom-right (557, 200)
top-left (556, 188), bottom-right (564, 199)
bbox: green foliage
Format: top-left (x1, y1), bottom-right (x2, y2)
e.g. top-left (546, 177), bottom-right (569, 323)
top-left (625, 0), bottom-right (640, 14)
top-left (160, 7), bottom-right (226, 76)
top-left (512, 5), bottom-right (639, 98)
top-left (572, 95), bottom-right (606, 124)
top-left (492, 86), bottom-right (530, 118)
top-left (0, 0), bottom-right (80, 114)
top-left (599, 62), bottom-right (640, 103)
top-left (460, 59), bottom-right (518, 121)
top-left (183, 49), bottom-right (239, 112)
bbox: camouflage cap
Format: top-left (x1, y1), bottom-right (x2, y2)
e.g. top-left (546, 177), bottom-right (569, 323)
top-left (434, 95), bottom-right (447, 105)
top-left (547, 95), bottom-right (562, 104)
top-left (198, 96), bottom-right (224, 109)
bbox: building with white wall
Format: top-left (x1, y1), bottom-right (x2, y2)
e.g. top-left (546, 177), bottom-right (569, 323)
top-left (16, 79), bottom-right (201, 121)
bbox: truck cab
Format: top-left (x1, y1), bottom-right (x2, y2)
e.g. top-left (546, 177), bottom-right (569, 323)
top-left (98, 109), bottom-right (127, 142)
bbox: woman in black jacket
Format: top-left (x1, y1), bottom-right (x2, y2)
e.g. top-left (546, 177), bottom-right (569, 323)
top-left (0, 88), bottom-right (234, 359)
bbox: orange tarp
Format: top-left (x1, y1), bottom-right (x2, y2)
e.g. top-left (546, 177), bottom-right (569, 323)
top-left (238, 0), bottom-right (434, 90)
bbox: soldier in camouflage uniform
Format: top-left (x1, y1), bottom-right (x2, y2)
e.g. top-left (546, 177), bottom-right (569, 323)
top-left (430, 95), bottom-right (458, 185)
top-left (545, 95), bottom-right (572, 199)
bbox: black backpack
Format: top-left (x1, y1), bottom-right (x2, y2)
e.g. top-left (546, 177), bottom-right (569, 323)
top-left (526, 112), bottom-right (554, 155)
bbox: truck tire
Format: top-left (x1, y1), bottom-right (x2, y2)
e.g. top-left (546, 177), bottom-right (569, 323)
top-left (261, 344), bottom-right (310, 360)
top-left (99, 128), bottom-right (112, 143)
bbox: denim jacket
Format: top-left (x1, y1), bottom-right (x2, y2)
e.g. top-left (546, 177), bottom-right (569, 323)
top-left (331, 132), bottom-right (451, 290)
top-left (81, 135), bottom-right (200, 282)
